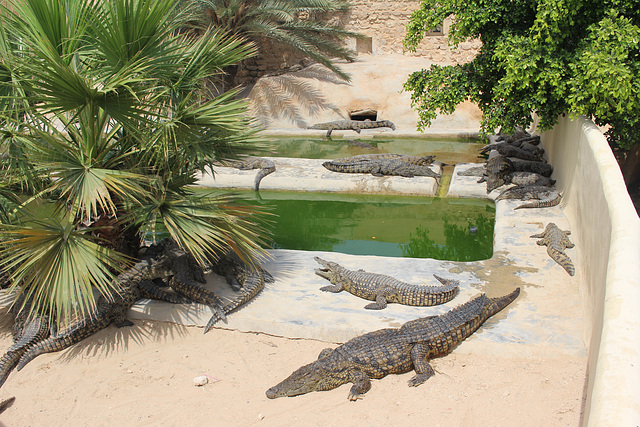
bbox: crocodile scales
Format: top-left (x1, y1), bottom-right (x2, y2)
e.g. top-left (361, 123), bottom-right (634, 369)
top-left (322, 156), bottom-right (440, 179)
top-left (314, 257), bottom-right (458, 309)
top-left (531, 223), bottom-right (575, 276)
top-left (308, 120), bottom-right (396, 138)
top-left (266, 287), bottom-right (520, 400)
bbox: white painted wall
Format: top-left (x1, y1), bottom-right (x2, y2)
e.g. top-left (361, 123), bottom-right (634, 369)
top-left (541, 115), bottom-right (640, 426)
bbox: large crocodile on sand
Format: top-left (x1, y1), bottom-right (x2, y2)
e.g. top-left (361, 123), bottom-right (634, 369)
top-left (308, 120), bottom-right (396, 137)
top-left (314, 257), bottom-right (458, 309)
top-left (266, 287), bottom-right (520, 400)
top-left (530, 223), bottom-right (575, 276)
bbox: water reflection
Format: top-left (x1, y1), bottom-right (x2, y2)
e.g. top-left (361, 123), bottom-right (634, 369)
top-left (252, 192), bottom-right (494, 261)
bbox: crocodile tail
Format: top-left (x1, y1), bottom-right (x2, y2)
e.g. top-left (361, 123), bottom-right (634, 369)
top-left (548, 248), bottom-right (576, 276)
top-left (204, 270), bottom-right (265, 333)
top-left (484, 288), bottom-right (521, 319)
top-left (253, 165), bottom-right (276, 191)
top-left (0, 315), bottom-right (51, 388)
top-left (17, 314), bottom-right (110, 371)
top-left (514, 193), bottom-right (561, 210)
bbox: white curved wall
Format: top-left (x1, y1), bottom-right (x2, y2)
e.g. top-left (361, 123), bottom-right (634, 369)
top-left (541, 115), bottom-right (640, 426)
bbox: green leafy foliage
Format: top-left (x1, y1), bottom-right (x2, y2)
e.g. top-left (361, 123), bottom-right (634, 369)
top-left (403, 0), bottom-right (640, 149)
top-left (0, 0), bottom-right (271, 324)
top-left (180, 0), bottom-right (361, 82)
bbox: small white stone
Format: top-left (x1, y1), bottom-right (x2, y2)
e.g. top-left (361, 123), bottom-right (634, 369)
top-left (257, 414), bottom-right (265, 420)
top-left (193, 375), bottom-right (209, 386)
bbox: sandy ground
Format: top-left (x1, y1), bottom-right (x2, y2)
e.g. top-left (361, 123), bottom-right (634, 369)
top-left (0, 317), bottom-right (586, 427)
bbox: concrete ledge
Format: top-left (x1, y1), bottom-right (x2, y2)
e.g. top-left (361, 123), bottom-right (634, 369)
top-left (541, 115), bottom-right (640, 426)
top-left (196, 156), bottom-right (440, 196)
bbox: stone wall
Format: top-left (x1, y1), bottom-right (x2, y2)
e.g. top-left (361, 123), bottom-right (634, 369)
top-left (235, 1), bottom-right (481, 85)
top-left (337, 0), bottom-right (480, 64)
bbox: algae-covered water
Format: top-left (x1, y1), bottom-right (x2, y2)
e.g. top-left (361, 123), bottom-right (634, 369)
top-left (239, 191), bottom-right (495, 261)
top-left (261, 135), bottom-right (484, 165)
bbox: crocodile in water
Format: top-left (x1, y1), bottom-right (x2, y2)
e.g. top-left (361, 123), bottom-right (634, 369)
top-left (531, 223), bottom-right (575, 276)
top-left (314, 257), bottom-right (458, 309)
top-left (308, 120), bottom-right (396, 138)
top-left (266, 287), bottom-right (520, 400)
top-left (234, 157), bottom-right (276, 191)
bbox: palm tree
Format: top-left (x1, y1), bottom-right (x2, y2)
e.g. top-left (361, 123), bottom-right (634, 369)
top-left (180, 0), bottom-right (360, 87)
top-left (0, 0), bottom-right (271, 324)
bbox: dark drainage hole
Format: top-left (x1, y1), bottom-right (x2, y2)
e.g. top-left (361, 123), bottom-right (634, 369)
top-left (349, 109), bottom-right (377, 121)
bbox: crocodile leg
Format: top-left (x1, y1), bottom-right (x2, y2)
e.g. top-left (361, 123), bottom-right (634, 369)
top-left (407, 343), bottom-right (435, 387)
top-left (0, 396), bottom-right (15, 414)
top-left (363, 292), bottom-right (389, 310)
top-left (319, 283), bottom-right (344, 293)
top-left (347, 370), bottom-right (372, 401)
top-left (138, 279), bottom-right (191, 304)
top-left (169, 277), bottom-right (227, 324)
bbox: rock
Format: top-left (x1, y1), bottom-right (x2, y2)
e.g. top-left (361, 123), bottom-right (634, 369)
top-left (193, 375), bottom-right (209, 386)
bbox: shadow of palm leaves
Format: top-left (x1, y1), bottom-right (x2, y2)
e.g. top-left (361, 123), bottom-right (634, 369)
top-left (248, 65), bottom-right (349, 128)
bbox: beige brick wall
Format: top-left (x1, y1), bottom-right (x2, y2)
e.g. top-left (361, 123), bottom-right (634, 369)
top-left (235, 1), bottom-right (480, 85)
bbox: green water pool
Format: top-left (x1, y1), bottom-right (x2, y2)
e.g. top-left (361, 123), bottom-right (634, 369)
top-left (237, 191), bottom-right (495, 261)
top-left (260, 135), bottom-right (484, 165)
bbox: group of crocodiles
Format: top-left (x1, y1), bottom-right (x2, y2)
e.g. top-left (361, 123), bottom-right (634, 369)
top-left (266, 256), bottom-right (520, 399)
top-left (0, 128), bottom-right (574, 407)
top-left (0, 239), bottom-right (272, 392)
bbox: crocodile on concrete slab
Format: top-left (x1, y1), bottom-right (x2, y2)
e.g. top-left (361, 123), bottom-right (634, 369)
top-left (322, 158), bottom-right (440, 179)
top-left (510, 158), bottom-right (553, 177)
top-left (531, 223), bottom-right (575, 276)
top-left (495, 185), bottom-right (561, 209)
top-left (233, 157), bottom-right (276, 191)
top-left (480, 142), bottom-right (543, 161)
top-left (507, 171), bottom-right (555, 187)
top-left (330, 154), bottom-right (435, 166)
top-left (266, 287), bottom-right (520, 400)
top-left (482, 152), bottom-right (513, 192)
top-left (314, 257), bottom-right (458, 309)
top-left (308, 120), bottom-right (396, 138)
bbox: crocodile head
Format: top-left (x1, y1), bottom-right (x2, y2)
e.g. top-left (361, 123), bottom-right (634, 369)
top-left (266, 361), bottom-right (343, 399)
top-left (313, 257), bottom-right (342, 281)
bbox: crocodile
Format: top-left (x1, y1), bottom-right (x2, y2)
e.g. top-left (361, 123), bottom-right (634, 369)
top-left (234, 157), bottom-right (276, 191)
top-left (308, 120), bottom-right (396, 138)
top-left (15, 240), bottom-right (180, 371)
top-left (510, 158), bottom-right (553, 177)
top-left (266, 287), bottom-right (520, 400)
top-left (495, 185), bottom-right (561, 209)
top-left (314, 257), bottom-right (458, 309)
top-left (531, 223), bottom-right (575, 276)
top-left (330, 154), bottom-right (435, 166)
top-left (481, 153), bottom-right (514, 192)
top-left (507, 171), bottom-right (555, 187)
top-left (480, 142), bottom-right (543, 161)
top-left (322, 158), bottom-right (440, 179)
top-left (169, 248), bottom-right (271, 333)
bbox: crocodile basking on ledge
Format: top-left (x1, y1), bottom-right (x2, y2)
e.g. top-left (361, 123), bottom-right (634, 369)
top-left (314, 257), bottom-right (458, 309)
top-left (495, 185), bottom-right (561, 209)
top-left (531, 223), bottom-right (575, 276)
top-left (322, 157), bottom-right (440, 179)
top-left (308, 120), bottom-right (396, 138)
top-left (266, 287), bottom-right (520, 400)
